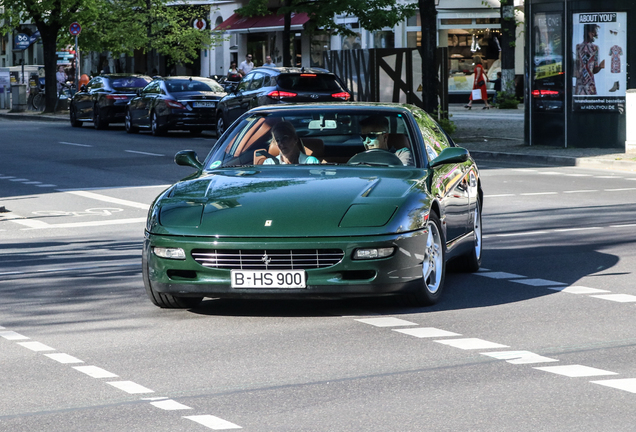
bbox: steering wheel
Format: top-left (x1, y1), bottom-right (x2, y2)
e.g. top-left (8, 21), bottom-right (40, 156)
top-left (347, 149), bottom-right (403, 166)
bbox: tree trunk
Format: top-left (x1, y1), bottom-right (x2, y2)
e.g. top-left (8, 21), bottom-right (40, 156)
top-left (37, 25), bottom-right (61, 113)
top-left (418, 0), bottom-right (438, 114)
top-left (146, 0), bottom-right (154, 74)
top-left (500, 0), bottom-right (516, 96)
top-left (282, 1), bottom-right (292, 67)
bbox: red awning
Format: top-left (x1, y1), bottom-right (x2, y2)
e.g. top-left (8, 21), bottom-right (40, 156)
top-left (214, 12), bottom-right (309, 33)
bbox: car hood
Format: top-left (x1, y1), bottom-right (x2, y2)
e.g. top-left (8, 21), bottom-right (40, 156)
top-left (151, 167), bottom-right (431, 237)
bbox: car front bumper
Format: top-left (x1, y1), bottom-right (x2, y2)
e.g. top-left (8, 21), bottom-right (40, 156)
top-left (143, 230), bottom-right (429, 299)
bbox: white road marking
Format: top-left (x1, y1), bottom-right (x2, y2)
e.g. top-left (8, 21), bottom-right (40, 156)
top-left (107, 381), bottom-right (154, 394)
top-left (589, 294), bottom-right (636, 303)
top-left (355, 317), bottom-right (418, 327)
top-left (548, 286), bottom-right (611, 294)
top-left (535, 365), bottom-right (618, 378)
top-left (73, 366), bottom-right (119, 378)
top-left (0, 176), bottom-right (16, 179)
top-left (44, 353), bottom-right (84, 364)
top-left (64, 190), bottom-right (150, 209)
top-left (475, 271), bottom-right (526, 279)
top-left (537, 172), bottom-right (562, 175)
top-left (435, 338), bottom-right (509, 350)
top-left (17, 341), bottom-right (55, 351)
top-left (484, 194), bottom-right (515, 198)
top-left (184, 415), bottom-right (242, 430)
top-left (393, 327), bottom-right (461, 338)
top-left (0, 213), bottom-right (50, 228)
top-left (610, 224), bottom-right (636, 228)
top-left (553, 227), bottom-right (603, 232)
top-left (20, 217), bottom-right (147, 230)
top-left (563, 190), bottom-right (597, 194)
top-left (491, 231), bottom-right (550, 237)
top-left (591, 378), bottom-right (636, 393)
top-left (9, 178), bottom-right (29, 182)
top-left (511, 278), bottom-right (567, 287)
top-left (520, 192), bottom-right (559, 196)
top-left (0, 331), bottom-right (29, 340)
top-left (59, 141), bottom-right (92, 147)
top-left (481, 350), bottom-right (558, 364)
top-left (22, 181), bottom-right (42, 185)
top-left (125, 150), bottom-right (165, 157)
top-left (150, 399), bottom-right (192, 410)
top-left (35, 184), bottom-right (57, 188)
top-left (563, 173), bottom-right (592, 177)
top-left (0, 262), bottom-right (139, 277)
top-left (604, 187), bottom-right (636, 192)
top-left (594, 176), bottom-right (621, 179)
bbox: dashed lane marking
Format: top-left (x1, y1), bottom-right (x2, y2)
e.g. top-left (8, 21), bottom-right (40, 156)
top-left (64, 190), bottom-right (150, 209)
top-left (474, 271), bottom-right (526, 279)
top-left (592, 378), bottom-right (636, 393)
top-left (125, 150), bottom-right (165, 157)
top-left (73, 365), bottom-right (119, 378)
top-left (106, 381), bottom-right (154, 394)
top-left (534, 365), bottom-right (618, 378)
top-left (44, 353), bottom-right (84, 364)
top-left (17, 341), bottom-right (55, 351)
top-left (151, 400), bottom-right (193, 411)
top-left (434, 338), bottom-right (509, 350)
top-left (59, 141), bottom-right (92, 147)
top-left (393, 327), bottom-right (461, 338)
top-left (548, 286), bottom-right (610, 295)
top-left (354, 317), bottom-right (418, 327)
top-left (481, 351), bottom-right (558, 364)
top-left (590, 294), bottom-right (636, 303)
top-left (184, 415), bottom-right (242, 430)
top-left (511, 278), bottom-right (567, 287)
top-left (0, 330), bottom-right (29, 340)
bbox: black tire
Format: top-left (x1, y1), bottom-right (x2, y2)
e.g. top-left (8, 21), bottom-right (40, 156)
top-left (403, 211), bottom-right (446, 307)
top-left (70, 105), bottom-right (83, 127)
top-left (125, 109), bottom-right (139, 134)
top-left (449, 197), bottom-right (482, 273)
top-left (32, 93), bottom-right (45, 111)
top-left (142, 262), bottom-right (203, 309)
top-left (216, 112), bottom-right (226, 137)
top-left (93, 106), bottom-right (108, 130)
top-left (151, 111), bottom-right (166, 136)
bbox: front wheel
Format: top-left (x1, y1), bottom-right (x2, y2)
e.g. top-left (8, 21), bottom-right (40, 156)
top-left (151, 111), bottom-right (166, 136)
top-left (70, 105), bottom-right (82, 127)
top-left (93, 106), bottom-right (108, 130)
top-left (32, 93), bottom-right (45, 111)
top-left (403, 211), bottom-right (446, 307)
top-left (216, 112), bottom-right (226, 137)
top-left (125, 109), bottom-right (139, 134)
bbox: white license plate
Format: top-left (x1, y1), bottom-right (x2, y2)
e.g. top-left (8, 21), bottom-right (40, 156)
top-left (193, 101), bottom-right (215, 108)
top-left (231, 270), bottom-right (306, 289)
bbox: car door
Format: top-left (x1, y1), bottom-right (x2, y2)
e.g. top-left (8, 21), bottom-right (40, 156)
top-left (74, 77), bottom-right (100, 119)
top-left (134, 81), bottom-right (162, 127)
top-left (424, 130), bottom-right (471, 243)
top-left (224, 74), bottom-right (253, 124)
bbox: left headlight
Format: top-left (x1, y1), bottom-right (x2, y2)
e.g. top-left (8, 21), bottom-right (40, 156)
top-left (352, 247), bottom-right (395, 260)
top-left (153, 247), bottom-right (186, 260)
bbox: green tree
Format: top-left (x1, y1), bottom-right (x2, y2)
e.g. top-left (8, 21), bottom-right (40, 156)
top-left (236, 0), bottom-right (417, 67)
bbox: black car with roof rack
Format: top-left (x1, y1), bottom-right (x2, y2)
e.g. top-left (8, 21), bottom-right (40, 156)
top-left (215, 67), bottom-right (351, 137)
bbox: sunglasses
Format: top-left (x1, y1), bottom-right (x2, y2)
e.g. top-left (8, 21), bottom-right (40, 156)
top-left (361, 131), bottom-right (385, 140)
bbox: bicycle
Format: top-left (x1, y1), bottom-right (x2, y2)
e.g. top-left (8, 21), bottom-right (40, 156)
top-left (31, 81), bottom-right (75, 112)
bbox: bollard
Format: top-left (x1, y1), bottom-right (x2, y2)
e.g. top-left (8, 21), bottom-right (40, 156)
top-left (627, 89), bottom-right (636, 153)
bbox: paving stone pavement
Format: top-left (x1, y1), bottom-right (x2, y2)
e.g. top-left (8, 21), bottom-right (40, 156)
top-left (2, 104), bottom-right (636, 171)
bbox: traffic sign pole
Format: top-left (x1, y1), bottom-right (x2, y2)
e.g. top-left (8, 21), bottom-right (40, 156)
top-left (69, 22), bottom-right (81, 93)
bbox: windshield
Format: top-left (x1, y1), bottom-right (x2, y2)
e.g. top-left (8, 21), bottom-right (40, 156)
top-left (205, 110), bottom-right (419, 169)
top-left (276, 74), bottom-right (345, 92)
top-left (111, 77), bottom-right (151, 90)
top-left (166, 79), bottom-right (224, 93)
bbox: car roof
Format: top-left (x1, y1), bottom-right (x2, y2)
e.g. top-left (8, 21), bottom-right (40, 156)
top-left (99, 74), bottom-right (151, 79)
top-left (160, 76), bottom-right (214, 81)
top-left (253, 67), bottom-right (333, 75)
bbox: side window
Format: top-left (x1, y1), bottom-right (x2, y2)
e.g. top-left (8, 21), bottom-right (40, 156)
top-left (88, 78), bottom-right (102, 90)
top-left (237, 75), bottom-right (252, 92)
top-left (250, 73), bottom-right (264, 90)
top-left (143, 82), bottom-right (161, 95)
top-left (262, 75), bottom-right (271, 87)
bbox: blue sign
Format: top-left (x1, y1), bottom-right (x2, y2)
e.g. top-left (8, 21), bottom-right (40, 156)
top-left (13, 34), bottom-right (30, 50)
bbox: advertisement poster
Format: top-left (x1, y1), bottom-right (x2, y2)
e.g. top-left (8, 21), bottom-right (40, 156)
top-left (572, 12), bottom-right (627, 112)
top-left (533, 13), bottom-right (563, 81)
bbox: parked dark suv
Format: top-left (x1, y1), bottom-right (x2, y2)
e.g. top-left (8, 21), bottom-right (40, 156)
top-left (215, 67), bottom-right (351, 136)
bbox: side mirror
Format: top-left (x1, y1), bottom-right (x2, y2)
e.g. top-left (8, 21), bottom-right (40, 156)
top-left (80, 84), bottom-right (87, 92)
top-left (430, 147), bottom-right (470, 168)
top-left (174, 150), bottom-right (203, 171)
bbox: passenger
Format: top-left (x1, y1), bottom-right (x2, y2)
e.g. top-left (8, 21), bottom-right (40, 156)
top-left (359, 115), bottom-right (413, 166)
top-left (264, 122), bottom-right (320, 165)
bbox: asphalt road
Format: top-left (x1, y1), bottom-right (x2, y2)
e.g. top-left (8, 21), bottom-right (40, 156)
top-left (1, 119), bottom-right (636, 431)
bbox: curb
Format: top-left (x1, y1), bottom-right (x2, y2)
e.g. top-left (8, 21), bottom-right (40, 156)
top-left (469, 150), bottom-right (636, 172)
top-left (0, 112), bottom-right (68, 122)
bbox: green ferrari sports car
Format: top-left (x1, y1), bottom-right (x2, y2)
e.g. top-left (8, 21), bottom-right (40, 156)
top-left (142, 103), bottom-right (483, 308)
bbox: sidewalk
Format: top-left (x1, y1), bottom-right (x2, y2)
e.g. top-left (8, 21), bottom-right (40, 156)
top-left (2, 105), bottom-right (636, 171)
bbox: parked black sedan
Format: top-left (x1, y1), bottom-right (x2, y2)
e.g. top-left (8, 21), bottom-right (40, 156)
top-left (215, 67), bottom-right (350, 136)
top-left (125, 76), bottom-right (226, 136)
top-left (70, 74), bottom-right (152, 129)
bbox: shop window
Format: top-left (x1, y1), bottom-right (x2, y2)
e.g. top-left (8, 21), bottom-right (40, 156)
top-left (310, 33), bottom-right (330, 68)
top-left (446, 29), bottom-right (502, 93)
top-left (374, 31), bottom-right (394, 49)
top-left (441, 19), bottom-right (472, 25)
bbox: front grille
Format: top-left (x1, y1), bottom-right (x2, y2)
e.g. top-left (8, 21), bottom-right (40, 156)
top-left (191, 249), bottom-right (344, 270)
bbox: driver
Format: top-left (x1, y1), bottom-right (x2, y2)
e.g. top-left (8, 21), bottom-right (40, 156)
top-left (359, 115), bottom-right (413, 166)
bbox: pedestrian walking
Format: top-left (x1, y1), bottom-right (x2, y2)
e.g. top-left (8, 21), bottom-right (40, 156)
top-left (492, 71), bottom-right (502, 105)
top-left (263, 56), bottom-right (276, 67)
top-left (239, 54), bottom-right (254, 76)
top-left (465, 56), bottom-right (491, 110)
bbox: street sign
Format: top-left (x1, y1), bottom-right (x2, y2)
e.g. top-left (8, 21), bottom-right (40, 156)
top-left (193, 18), bottom-right (207, 30)
top-left (13, 34), bottom-right (30, 50)
top-left (69, 22), bottom-right (82, 36)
